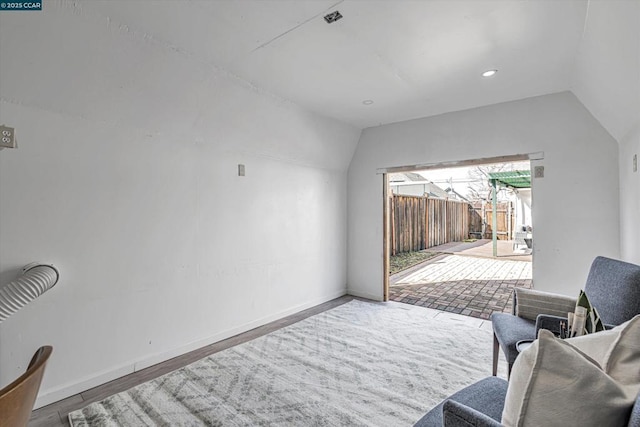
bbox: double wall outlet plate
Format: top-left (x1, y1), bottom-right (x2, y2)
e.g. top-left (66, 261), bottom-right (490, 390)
top-left (0, 125), bottom-right (16, 148)
top-left (534, 165), bottom-right (544, 178)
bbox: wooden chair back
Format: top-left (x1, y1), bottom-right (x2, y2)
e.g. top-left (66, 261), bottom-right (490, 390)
top-left (0, 346), bottom-right (52, 427)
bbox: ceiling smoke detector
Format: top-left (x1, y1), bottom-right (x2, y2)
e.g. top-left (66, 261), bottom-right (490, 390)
top-left (324, 11), bottom-right (343, 24)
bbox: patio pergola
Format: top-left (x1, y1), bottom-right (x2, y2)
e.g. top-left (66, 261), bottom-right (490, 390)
top-left (488, 170), bottom-right (531, 256)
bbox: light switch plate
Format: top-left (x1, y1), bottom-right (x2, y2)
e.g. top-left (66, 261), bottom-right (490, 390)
top-left (0, 125), bottom-right (16, 148)
top-left (238, 164), bottom-right (245, 176)
top-left (634, 154), bottom-right (637, 173)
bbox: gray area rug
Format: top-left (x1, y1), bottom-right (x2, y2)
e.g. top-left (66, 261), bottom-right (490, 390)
top-left (69, 300), bottom-right (506, 426)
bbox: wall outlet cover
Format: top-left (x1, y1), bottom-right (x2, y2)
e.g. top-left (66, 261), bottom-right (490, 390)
top-left (0, 125), bottom-right (16, 148)
top-left (534, 165), bottom-right (544, 178)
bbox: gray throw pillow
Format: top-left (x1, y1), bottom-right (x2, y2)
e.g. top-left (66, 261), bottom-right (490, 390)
top-left (501, 325), bottom-right (640, 427)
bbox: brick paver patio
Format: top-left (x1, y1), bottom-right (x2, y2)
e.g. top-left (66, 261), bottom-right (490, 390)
top-left (389, 253), bottom-right (532, 320)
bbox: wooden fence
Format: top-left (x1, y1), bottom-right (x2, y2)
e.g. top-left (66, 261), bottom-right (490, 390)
top-left (390, 196), bottom-right (515, 255)
top-left (390, 194), bottom-right (470, 255)
top-left (469, 201), bottom-right (513, 240)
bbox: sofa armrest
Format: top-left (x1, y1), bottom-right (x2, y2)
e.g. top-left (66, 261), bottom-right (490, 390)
top-left (515, 288), bottom-right (577, 322)
top-left (443, 400), bottom-right (503, 427)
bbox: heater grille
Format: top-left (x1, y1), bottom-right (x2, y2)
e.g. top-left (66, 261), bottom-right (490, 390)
top-left (324, 11), bottom-right (343, 24)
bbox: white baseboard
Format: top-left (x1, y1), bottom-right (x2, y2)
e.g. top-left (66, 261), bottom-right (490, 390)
top-left (132, 289), bottom-right (348, 372)
top-left (35, 289), bottom-right (347, 409)
top-left (35, 363), bottom-right (135, 409)
top-left (346, 288), bottom-right (383, 301)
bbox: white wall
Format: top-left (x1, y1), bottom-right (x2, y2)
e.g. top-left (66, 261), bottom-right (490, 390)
top-left (0, 4), bottom-right (360, 406)
top-left (347, 92), bottom-right (620, 301)
top-left (568, 0), bottom-right (640, 265)
top-left (570, 0), bottom-right (639, 144)
top-left (514, 188), bottom-right (533, 230)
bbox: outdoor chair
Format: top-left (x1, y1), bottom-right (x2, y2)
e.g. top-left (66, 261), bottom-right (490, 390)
top-left (512, 231), bottom-right (527, 251)
top-left (491, 256), bottom-right (640, 376)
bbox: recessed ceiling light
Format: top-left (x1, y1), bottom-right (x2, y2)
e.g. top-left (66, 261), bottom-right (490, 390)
top-left (362, 100), bottom-right (374, 105)
top-left (482, 69), bottom-right (498, 78)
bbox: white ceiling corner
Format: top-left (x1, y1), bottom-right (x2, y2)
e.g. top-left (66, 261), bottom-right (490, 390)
top-left (570, 0), bottom-right (640, 141)
top-left (80, 0), bottom-right (636, 137)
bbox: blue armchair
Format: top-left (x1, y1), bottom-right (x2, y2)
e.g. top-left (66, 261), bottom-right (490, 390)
top-left (413, 376), bottom-right (640, 427)
top-left (413, 377), bottom-right (507, 427)
top-left (491, 256), bottom-right (640, 376)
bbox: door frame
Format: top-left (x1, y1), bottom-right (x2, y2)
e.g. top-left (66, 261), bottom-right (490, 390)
top-left (380, 152), bottom-right (543, 301)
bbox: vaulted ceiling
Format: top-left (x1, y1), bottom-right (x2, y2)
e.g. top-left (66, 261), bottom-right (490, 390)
top-left (75, 1), bottom-right (640, 139)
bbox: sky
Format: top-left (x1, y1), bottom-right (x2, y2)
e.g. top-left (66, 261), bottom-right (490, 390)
top-left (417, 161), bottom-right (530, 200)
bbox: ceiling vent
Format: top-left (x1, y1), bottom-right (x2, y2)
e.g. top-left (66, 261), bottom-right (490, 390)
top-left (324, 11), bottom-right (343, 24)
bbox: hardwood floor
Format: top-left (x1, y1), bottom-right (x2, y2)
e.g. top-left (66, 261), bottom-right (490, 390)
top-left (29, 295), bottom-right (361, 427)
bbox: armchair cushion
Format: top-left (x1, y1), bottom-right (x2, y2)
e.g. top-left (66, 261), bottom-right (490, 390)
top-left (502, 329), bottom-right (639, 427)
top-left (491, 313), bottom-right (535, 371)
